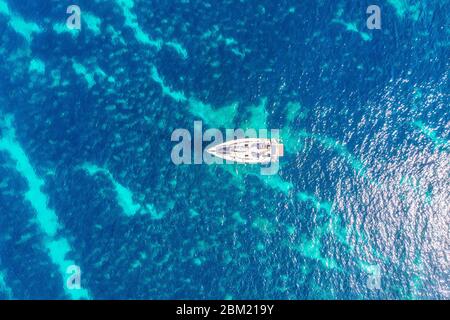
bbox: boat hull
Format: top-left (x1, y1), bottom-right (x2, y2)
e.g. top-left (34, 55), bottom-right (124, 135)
top-left (206, 138), bottom-right (284, 164)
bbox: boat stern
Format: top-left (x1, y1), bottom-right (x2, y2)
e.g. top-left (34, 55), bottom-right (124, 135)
top-left (277, 143), bottom-right (284, 157)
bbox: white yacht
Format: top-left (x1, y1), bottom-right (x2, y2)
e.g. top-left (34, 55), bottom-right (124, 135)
top-left (206, 138), bottom-right (284, 164)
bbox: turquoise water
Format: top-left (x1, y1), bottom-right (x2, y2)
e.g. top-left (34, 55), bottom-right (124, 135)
top-left (0, 0), bottom-right (449, 299)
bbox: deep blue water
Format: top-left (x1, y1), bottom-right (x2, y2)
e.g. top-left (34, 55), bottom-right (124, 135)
top-left (0, 0), bottom-right (449, 299)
